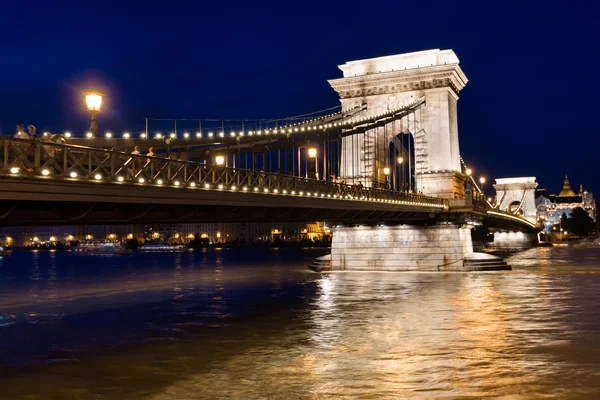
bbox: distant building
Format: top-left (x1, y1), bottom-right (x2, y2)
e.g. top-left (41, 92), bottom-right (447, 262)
top-left (535, 175), bottom-right (596, 230)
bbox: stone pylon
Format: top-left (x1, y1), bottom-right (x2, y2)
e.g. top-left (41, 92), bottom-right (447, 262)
top-left (328, 49), bottom-right (468, 198)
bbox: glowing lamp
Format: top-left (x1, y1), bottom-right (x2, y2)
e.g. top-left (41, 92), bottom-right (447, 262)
top-left (308, 147), bottom-right (317, 158)
top-left (85, 91), bottom-right (103, 112)
top-left (84, 90), bottom-right (103, 138)
top-left (215, 155), bottom-right (225, 166)
top-left (397, 157), bottom-right (403, 164)
top-left (479, 177), bottom-right (486, 184)
top-left (383, 167), bottom-right (390, 175)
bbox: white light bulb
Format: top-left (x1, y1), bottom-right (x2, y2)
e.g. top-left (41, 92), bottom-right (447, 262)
top-left (117, 176), bottom-right (124, 182)
top-left (10, 167), bottom-right (19, 174)
top-left (157, 179), bottom-right (163, 185)
top-left (204, 183), bottom-right (210, 188)
top-left (174, 181), bottom-right (180, 186)
top-left (94, 174), bottom-right (102, 180)
top-left (138, 178), bottom-right (145, 183)
top-left (189, 182), bottom-right (196, 187)
top-left (41, 169), bottom-right (50, 176)
top-left (70, 172), bottom-right (77, 178)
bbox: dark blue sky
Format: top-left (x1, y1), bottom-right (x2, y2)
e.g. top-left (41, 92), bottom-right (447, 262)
top-left (2, 0), bottom-right (598, 195)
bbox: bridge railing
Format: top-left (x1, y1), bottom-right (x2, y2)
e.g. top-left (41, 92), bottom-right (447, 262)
top-left (0, 137), bottom-right (446, 208)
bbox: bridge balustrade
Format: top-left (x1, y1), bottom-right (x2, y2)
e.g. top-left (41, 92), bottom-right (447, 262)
top-left (0, 137), bottom-right (446, 209)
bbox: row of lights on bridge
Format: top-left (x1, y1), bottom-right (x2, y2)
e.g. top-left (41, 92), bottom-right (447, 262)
top-left (78, 90), bottom-right (422, 141)
top-left (7, 166), bottom-right (445, 209)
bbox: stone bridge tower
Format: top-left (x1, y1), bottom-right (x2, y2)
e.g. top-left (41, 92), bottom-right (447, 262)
top-left (328, 49), bottom-right (468, 198)
top-left (493, 177), bottom-right (538, 224)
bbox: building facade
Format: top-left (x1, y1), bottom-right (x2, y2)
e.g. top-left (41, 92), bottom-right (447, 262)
top-left (535, 175), bottom-right (596, 231)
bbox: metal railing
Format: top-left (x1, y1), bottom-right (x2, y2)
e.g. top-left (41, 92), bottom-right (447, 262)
top-left (0, 137), bottom-right (446, 208)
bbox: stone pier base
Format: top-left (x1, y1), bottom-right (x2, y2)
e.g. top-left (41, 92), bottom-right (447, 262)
top-left (493, 231), bottom-right (538, 249)
top-left (330, 224), bottom-right (473, 271)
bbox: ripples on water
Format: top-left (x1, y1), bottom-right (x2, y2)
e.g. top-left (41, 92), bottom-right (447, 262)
top-left (0, 246), bottom-right (599, 399)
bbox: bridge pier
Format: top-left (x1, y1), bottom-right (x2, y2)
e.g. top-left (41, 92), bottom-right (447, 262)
top-left (330, 224), bottom-right (473, 271)
top-left (492, 231), bottom-right (538, 250)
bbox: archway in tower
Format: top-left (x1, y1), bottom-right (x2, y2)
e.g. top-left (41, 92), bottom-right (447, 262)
top-left (388, 132), bottom-right (415, 193)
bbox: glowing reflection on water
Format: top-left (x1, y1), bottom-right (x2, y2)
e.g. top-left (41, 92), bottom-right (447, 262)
top-left (0, 246), bottom-right (599, 399)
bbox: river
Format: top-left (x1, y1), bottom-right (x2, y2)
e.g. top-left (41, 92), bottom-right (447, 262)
top-left (0, 245), bottom-right (599, 399)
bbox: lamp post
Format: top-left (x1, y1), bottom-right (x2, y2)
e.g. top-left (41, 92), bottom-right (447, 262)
top-left (307, 147), bottom-right (317, 179)
top-left (479, 176), bottom-right (486, 200)
top-left (84, 90), bottom-right (103, 138)
top-left (383, 167), bottom-right (390, 189)
top-left (397, 157), bottom-right (403, 191)
top-left (215, 155), bottom-right (225, 166)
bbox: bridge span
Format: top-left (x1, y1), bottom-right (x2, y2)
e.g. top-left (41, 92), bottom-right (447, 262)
top-left (1, 49), bottom-right (539, 271)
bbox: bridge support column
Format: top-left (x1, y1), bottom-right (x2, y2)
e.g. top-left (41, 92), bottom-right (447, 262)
top-left (492, 231), bottom-right (538, 249)
top-left (330, 224), bottom-right (473, 271)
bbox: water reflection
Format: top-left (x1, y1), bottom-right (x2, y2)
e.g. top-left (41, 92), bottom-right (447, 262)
top-left (0, 247), bottom-right (599, 399)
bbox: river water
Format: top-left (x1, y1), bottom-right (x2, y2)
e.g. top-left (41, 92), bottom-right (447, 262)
top-left (0, 246), bottom-right (599, 399)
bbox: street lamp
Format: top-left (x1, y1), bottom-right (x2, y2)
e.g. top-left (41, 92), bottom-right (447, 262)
top-left (466, 168), bottom-right (472, 176)
top-left (215, 155), bottom-right (225, 166)
top-left (84, 90), bottom-right (103, 138)
top-left (308, 147), bottom-right (317, 158)
top-left (479, 177), bottom-right (486, 184)
top-left (383, 167), bottom-right (390, 175)
top-left (397, 157), bottom-right (403, 164)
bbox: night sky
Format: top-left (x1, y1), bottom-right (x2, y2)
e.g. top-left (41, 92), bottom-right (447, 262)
top-left (2, 0), bottom-right (598, 195)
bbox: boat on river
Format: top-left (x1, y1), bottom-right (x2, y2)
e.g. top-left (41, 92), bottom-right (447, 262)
top-left (138, 241), bottom-right (184, 252)
top-left (72, 240), bottom-right (126, 254)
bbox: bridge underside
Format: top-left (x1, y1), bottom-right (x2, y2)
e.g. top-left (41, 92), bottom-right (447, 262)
top-left (0, 200), bottom-right (443, 226)
top-left (0, 178), bottom-right (533, 231)
top-left (0, 177), bottom-right (443, 226)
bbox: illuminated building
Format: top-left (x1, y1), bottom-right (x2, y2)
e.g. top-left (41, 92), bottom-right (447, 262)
top-left (535, 175), bottom-right (596, 230)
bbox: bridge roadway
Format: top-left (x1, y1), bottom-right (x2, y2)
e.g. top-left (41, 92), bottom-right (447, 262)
top-left (0, 137), bottom-right (535, 231)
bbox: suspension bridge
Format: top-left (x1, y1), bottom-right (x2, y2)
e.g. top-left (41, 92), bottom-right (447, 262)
top-left (0, 49), bottom-right (537, 271)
